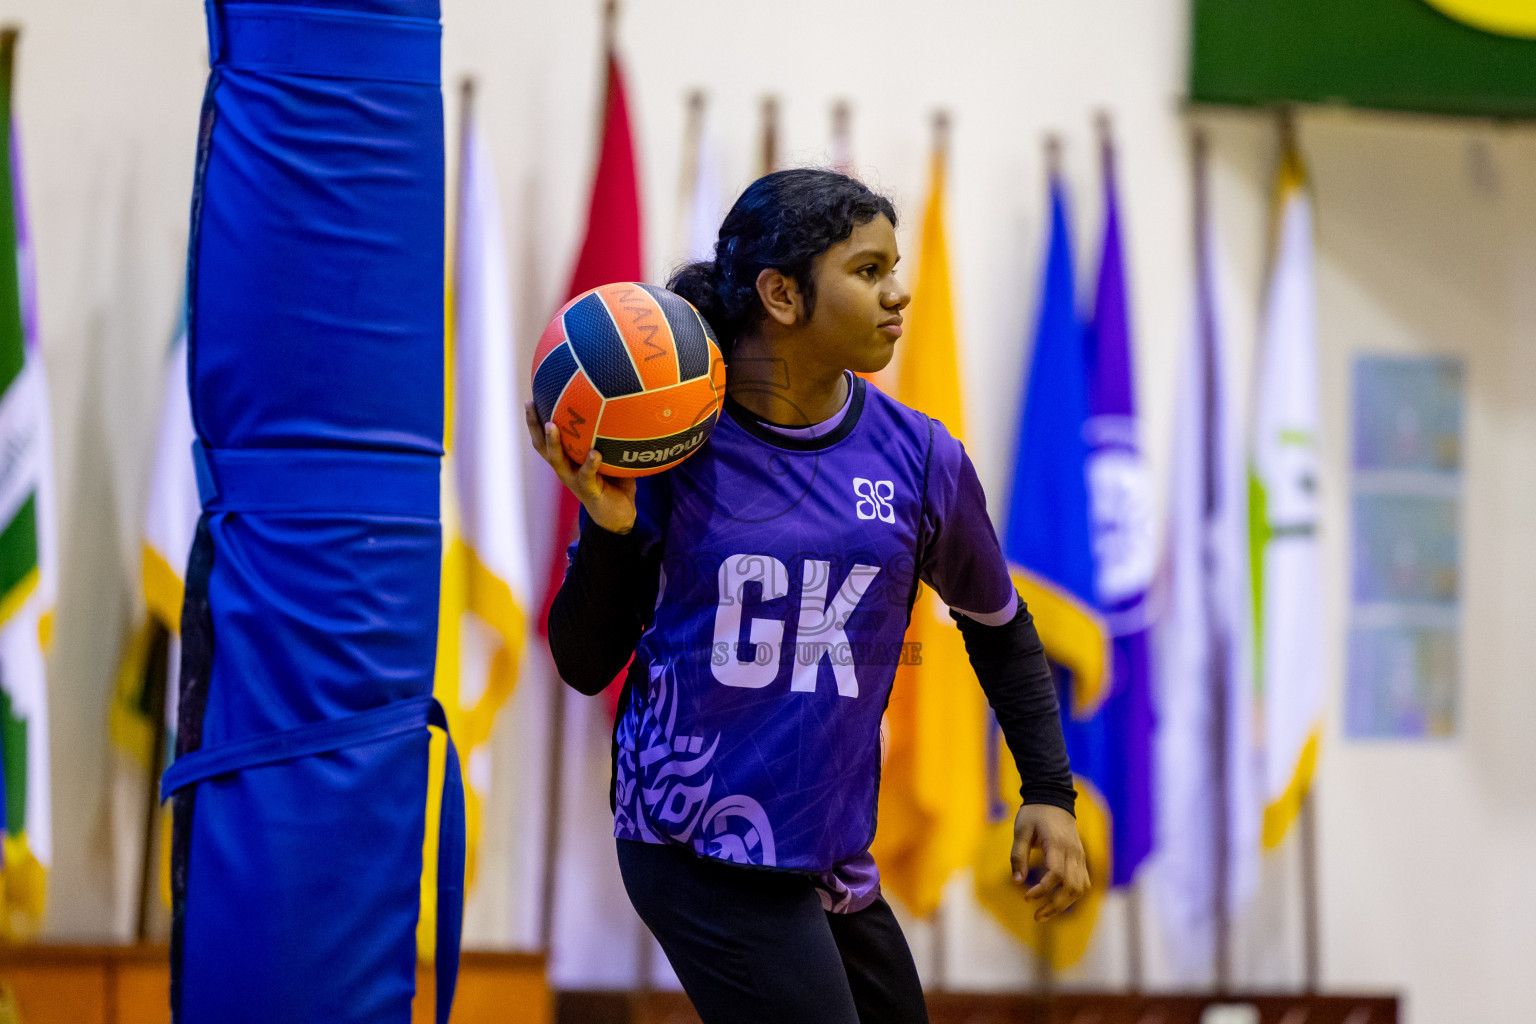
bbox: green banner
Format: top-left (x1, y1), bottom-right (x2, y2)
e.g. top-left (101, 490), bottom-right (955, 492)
top-left (1191, 0), bottom-right (1536, 118)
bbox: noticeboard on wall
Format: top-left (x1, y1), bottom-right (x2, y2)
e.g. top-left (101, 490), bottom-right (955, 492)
top-left (1191, 0), bottom-right (1536, 119)
top-left (1346, 355), bottom-right (1463, 739)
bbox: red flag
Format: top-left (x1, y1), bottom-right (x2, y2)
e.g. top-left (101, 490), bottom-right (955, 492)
top-left (537, 52), bottom-right (644, 713)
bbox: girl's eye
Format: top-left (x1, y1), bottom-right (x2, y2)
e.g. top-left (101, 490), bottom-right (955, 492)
top-left (860, 265), bottom-right (879, 278)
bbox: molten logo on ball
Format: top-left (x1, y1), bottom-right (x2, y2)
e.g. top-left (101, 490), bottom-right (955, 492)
top-left (531, 282), bottom-right (727, 478)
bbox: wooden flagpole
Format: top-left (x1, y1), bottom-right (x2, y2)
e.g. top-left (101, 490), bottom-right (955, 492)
top-left (1192, 127), bottom-right (1233, 994)
top-left (1096, 108), bottom-right (1149, 993)
top-left (677, 89), bottom-right (705, 220)
top-left (1301, 789), bottom-right (1321, 991)
top-left (759, 96), bottom-right (779, 178)
top-left (135, 627), bottom-right (171, 941)
top-left (831, 100), bottom-right (853, 175)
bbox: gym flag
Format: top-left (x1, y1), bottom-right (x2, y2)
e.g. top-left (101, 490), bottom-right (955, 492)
top-left (871, 137), bottom-right (987, 918)
top-left (674, 92), bottom-right (722, 268)
top-left (1250, 134), bottom-right (1322, 850)
top-left (420, 87), bottom-right (535, 960)
top-left (109, 322), bottom-right (197, 931)
top-left (0, 30), bottom-right (54, 940)
top-left (978, 172), bottom-right (1110, 969)
top-left (1151, 140), bottom-right (1260, 981)
top-left (537, 41), bottom-right (644, 680)
top-left (1084, 137), bottom-right (1156, 887)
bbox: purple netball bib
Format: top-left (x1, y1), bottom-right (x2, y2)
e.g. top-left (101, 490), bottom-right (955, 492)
top-left (612, 377), bottom-right (1012, 872)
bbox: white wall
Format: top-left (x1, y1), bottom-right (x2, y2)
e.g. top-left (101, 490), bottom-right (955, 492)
top-left (11, 2), bottom-right (1536, 1022)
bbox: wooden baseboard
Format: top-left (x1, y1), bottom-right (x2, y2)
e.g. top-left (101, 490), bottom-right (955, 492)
top-left (596, 990), bottom-right (1401, 1024)
top-left (0, 945), bottom-right (551, 1024)
top-left (0, 948), bottom-right (1397, 1024)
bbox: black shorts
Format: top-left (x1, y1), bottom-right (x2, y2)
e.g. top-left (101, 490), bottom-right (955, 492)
top-left (616, 838), bottom-right (929, 1024)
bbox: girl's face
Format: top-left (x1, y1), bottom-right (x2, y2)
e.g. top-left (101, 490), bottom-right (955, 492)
top-left (801, 215), bottom-right (910, 375)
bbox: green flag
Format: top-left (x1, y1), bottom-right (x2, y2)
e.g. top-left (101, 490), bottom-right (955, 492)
top-left (0, 27), bottom-right (55, 939)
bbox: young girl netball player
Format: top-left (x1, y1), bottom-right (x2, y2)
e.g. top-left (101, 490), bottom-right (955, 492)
top-left (526, 169), bottom-right (1089, 1023)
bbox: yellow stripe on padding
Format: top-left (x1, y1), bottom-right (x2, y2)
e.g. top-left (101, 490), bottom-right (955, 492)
top-left (142, 543), bottom-right (186, 634)
top-left (1011, 568), bottom-right (1111, 720)
top-left (419, 536), bottom-right (528, 962)
top-left (1263, 725), bottom-right (1321, 849)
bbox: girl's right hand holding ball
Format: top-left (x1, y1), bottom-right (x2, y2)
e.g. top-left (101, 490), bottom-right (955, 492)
top-left (524, 401), bottom-right (638, 535)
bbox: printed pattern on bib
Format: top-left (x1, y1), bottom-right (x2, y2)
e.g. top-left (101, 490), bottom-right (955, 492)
top-left (615, 659), bottom-right (778, 866)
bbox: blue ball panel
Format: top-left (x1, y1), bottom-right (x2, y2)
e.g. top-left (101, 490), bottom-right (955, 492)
top-left (565, 293), bottom-right (643, 399)
top-left (642, 284), bottom-right (713, 382)
top-left (532, 341), bottom-right (579, 425)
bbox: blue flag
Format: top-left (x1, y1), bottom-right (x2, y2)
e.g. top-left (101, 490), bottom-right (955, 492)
top-left (991, 174), bottom-right (1114, 967)
top-left (1084, 143), bottom-right (1156, 887)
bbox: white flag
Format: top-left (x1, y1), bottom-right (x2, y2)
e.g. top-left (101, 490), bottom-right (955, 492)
top-left (1151, 148), bottom-right (1261, 982)
top-left (109, 325), bottom-right (199, 937)
top-left (0, 94), bottom-right (54, 938)
top-left (420, 93), bottom-right (535, 955)
top-left (675, 95), bottom-right (723, 268)
top-left (1251, 143), bottom-right (1322, 850)
top-left (452, 104), bottom-right (534, 731)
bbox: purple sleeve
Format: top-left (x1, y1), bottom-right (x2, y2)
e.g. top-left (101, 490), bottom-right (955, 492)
top-left (919, 420), bottom-right (1017, 623)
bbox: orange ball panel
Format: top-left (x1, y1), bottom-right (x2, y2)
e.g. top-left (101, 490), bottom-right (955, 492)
top-left (597, 284), bottom-right (679, 392)
top-left (597, 376), bottom-right (724, 442)
top-left (551, 368), bottom-right (604, 465)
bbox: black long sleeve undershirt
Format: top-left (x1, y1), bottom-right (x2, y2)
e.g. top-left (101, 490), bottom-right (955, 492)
top-left (548, 519), bottom-right (1076, 815)
top-left (950, 601), bottom-right (1077, 815)
top-left (547, 519), bottom-right (661, 696)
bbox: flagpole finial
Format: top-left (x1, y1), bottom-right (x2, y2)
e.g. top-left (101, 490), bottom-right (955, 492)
top-left (460, 75), bottom-right (476, 106)
top-left (1044, 133), bottom-right (1063, 180)
top-left (1095, 110), bottom-right (1115, 181)
top-left (687, 88), bottom-right (706, 115)
top-left (602, 0), bottom-right (619, 50)
top-left (1276, 104), bottom-right (1297, 151)
top-left (833, 100), bottom-right (852, 134)
top-left (932, 110), bottom-right (951, 157)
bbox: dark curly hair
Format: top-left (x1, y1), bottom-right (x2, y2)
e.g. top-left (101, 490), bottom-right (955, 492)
top-left (668, 168), bottom-right (897, 360)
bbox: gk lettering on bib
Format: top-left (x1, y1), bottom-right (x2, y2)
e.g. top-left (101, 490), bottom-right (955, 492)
top-left (608, 377), bottom-right (1015, 872)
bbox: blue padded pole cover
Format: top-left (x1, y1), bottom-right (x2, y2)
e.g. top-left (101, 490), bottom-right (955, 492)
top-left (170, 2), bottom-right (457, 1021)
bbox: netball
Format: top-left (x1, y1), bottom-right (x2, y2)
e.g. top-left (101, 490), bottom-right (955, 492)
top-left (531, 282), bottom-right (726, 477)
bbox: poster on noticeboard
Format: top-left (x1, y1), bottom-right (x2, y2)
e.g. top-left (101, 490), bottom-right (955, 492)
top-left (1346, 354), bottom-right (1463, 739)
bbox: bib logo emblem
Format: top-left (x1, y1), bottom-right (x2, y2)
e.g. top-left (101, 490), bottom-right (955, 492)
top-left (853, 478), bottom-right (895, 523)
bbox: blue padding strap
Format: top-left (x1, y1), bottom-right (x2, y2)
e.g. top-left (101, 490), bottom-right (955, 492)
top-left (162, 695), bottom-right (465, 1024)
top-left (161, 696), bottom-right (435, 799)
top-left (192, 440), bottom-right (440, 518)
top-left (211, 3), bottom-right (441, 85)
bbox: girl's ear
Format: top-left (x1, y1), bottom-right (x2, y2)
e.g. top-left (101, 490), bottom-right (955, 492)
top-left (755, 267), bottom-right (803, 327)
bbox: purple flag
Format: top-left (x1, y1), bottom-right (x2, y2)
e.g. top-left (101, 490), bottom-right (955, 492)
top-left (1084, 140), bottom-right (1156, 887)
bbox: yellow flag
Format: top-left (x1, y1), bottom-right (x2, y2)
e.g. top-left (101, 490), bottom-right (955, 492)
top-left (870, 141), bottom-right (988, 917)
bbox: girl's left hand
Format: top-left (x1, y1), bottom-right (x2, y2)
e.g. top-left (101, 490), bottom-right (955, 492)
top-left (1011, 803), bottom-right (1091, 921)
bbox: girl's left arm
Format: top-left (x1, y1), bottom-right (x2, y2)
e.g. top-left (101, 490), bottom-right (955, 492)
top-left (918, 420), bottom-right (1090, 919)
